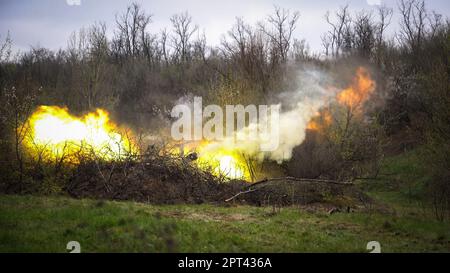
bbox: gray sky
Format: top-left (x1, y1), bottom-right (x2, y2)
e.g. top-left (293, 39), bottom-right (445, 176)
top-left (0, 0), bottom-right (449, 54)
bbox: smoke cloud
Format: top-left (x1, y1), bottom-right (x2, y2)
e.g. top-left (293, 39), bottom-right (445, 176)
top-left (196, 66), bottom-right (337, 163)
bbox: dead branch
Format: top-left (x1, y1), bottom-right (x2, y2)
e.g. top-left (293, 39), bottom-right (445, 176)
top-left (225, 176), bottom-right (353, 202)
top-left (225, 188), bottom-right (257, 202)
top-left (245, 176), bottom-right (353, 189)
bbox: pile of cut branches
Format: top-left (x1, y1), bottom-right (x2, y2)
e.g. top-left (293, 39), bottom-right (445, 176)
top-left (66, 148), bottom-right (372, 209)
top-left (66, 149), bottom-right (246, 204)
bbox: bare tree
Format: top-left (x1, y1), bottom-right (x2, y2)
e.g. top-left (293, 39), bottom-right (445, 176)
top-left (325, 5), bottom-right (351, 57)
top-left (88, 22), bottom-right (108, 60)
top-left (353, 11), bottom-right (376, 58)
top-left (67, 27), bottom-right (89, 61)
top-left (259, 6), bottom-right (300, 63)
top-left (0, 32), bottom-right (12, 63)
top-left (160, 28), bottom-right (170, 66)
top-left (428, 11), bottom-right (444, 38)
top-left (398, 0), bottom-right (428, 53)
top-left (376, 4), bottom-right (393, 47)
top-left (142, 31), bottom-right (160, 69)
top-left (221, 17), bottom-right (274, 95)
top-left (170, 12), bottom-right (198, 64)
top-left (291, 38), bottom-right (309, 62)
top-left (113, 3), bottom-right (152, 58)
top-left (321, 33), bottom-right (332, 57)
top-left (0, 32), bottom-right (13, 91)
top-left (373, 4), bottom-right (393, 66)
top-left (67, 23), bottom-right (112, 110)
top-left (222, 17), bottom-right (249, 58)
top-left (192, 30), bottom-right (207, 62)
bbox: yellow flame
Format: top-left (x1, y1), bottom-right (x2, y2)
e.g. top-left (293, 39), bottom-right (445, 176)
top-left (197, 148), bottom-right (249, 180)
top-left (21, 105), bottom-right (138, 162)
top-left (173, 141), bottom-right (250, 180)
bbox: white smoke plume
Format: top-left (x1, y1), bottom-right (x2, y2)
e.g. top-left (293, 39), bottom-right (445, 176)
top-left (265, 68), bottom-right (334, 162)
top-left (195, 66), bottom-right (336, 163)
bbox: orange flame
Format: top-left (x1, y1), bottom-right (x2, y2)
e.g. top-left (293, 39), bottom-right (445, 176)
top-left (307, 109), bottom-right (332, 131)
top-left (336, 67), bottom-right (375, 109)
top-left (307, 67), bottom-right (375, 132)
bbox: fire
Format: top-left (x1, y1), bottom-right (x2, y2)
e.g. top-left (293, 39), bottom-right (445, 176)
top-left (21, 106), bottom-right (138, 162)
top-left (183, 68), bottom-right (376, 179)
top-left (307, 109), bottom-right (332, 131)
top-left (172, 67), bottom-right (377, 181)
top-left (197, 148), bottom-right (249, 180)
top-left (306, 121), bottom-right (319, 131)
top-left (175, 141), bottom-right (250, 180)
top-left (218, 156), bottom-right (244, 178)
top-left (307, 67), bottom-right (375, 132)
top-left (336, 67), bottom-right (375, 109)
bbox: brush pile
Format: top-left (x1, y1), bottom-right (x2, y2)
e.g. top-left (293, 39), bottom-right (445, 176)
top-left (66, 148), bottom-right (246, 204)
top-left (225, 177), bottom-right (373, 210)
top-left (64, 145), bottom-right (372, 210)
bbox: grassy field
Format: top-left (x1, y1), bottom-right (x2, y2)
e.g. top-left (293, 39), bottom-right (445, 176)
top-left (1, 149), bottom-right (449, 253)
top-left (0, 193), bottom-right (449, 253)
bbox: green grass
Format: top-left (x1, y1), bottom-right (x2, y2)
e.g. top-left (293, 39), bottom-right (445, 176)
top-left (1, 194), bottom-right (449, 253)
top-left (1, 148), bottom-right (448, 252)
top-left (361, 148), bottom-right (430, 198)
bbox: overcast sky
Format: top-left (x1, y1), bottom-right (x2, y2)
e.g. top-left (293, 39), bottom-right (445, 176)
top-left (0, 0), bottom-right (449, 54)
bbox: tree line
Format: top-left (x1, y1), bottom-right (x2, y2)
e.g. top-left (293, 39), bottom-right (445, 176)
top-left (0, 0), bottom-right (448, 219)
